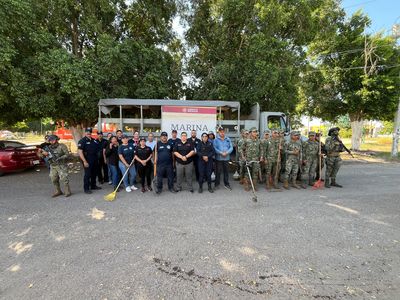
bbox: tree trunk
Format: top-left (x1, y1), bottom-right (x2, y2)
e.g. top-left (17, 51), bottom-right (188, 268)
top-left (349, 115), bottom-right (364, 151)
top-left (70, 124), bottom-right (84, 149)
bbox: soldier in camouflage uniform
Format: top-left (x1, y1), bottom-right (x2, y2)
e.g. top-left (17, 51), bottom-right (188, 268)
top-left (283, 131), bottom-right (302, 189)
top-left (39, 135), bottom-right (71, 197)
top-left (241, 127), bottom-right (264, 191)
top-left (260, 130), bottom-right (270, 183)
top-left (265, 129), bottom-right (282, 190)
top-left (315, 132), bottom-right (326, 181)
top-left (302, 131), bottom-right (319, 187)
top-left (237, 129), bottom-right (248, 184)
top-left (325, 127), bottom-right (344, 188)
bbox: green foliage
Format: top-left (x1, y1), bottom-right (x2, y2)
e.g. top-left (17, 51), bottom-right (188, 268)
top-left (300, 11), bottom-right (400, 123)
top-left (0, 0), bottom-right (181, 132)
top-left (184, 0), bottom-right (342, 114)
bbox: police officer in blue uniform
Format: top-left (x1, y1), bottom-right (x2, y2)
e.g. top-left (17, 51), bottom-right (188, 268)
top-left (196, 132), bottom-right (215, 193)
top-left (156, 132), bottom-right (177, 194)
top-left (78, 128), bottom-right (102, 194)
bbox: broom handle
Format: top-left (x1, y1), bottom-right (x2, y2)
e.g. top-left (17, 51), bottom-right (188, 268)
top-left (115, 157), bottom-right (135, 191)
top-left (153, 138), bottom-right (157, 177)
top-left (319, 132), bottom-right (322, 179)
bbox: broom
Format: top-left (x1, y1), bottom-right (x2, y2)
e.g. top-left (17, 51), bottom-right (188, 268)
top-left (104, 158), bottom-right (135, 201)
top-left (312, 132), bottom-right (324, 190)
top-left (151, 138), bottom-right (158, 193)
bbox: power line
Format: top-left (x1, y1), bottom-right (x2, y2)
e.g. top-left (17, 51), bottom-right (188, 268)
top-left (342, 0), bottom-right (378, 9)
top-left (303, 63), bottom-right (400, 73)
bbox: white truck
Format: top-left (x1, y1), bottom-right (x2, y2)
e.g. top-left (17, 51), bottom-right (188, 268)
top-left (97, 98), bottom-right (290, 139)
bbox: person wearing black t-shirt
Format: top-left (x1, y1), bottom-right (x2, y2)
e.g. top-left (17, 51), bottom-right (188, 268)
top-left (173, 132), bottom-right (195, 192)
top-left (134, 138), bottom-right (153, 193)
top-left (97, 131), bottom-right (109, 184)
top-left (190, 130), bottom-right (201, 181)
top-left (105, 136), bottom-right (120, 191)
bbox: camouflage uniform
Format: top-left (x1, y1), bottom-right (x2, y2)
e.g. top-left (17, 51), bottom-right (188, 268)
top-left (283, 131), bottom-right (302, 189)
top-left (43, 138), bottom-right (71, 197)
top-left (325, 127), bottom-right (343, 188)
top-left (302, 132), bottom-right (319, 186)
top-left (260, 130), bottom-right (270, 183)
top-left (266, 133), bottom-right (282, 189)
top-left (241, 128), bottom-right (264, 191)
top-left (237, 130), bottom-right (248, 184)
top-left (315, 133), bottom-right (325, 180)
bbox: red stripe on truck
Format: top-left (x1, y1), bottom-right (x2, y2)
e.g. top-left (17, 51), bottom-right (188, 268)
top-left (162, 106), bottom-right (216, 114)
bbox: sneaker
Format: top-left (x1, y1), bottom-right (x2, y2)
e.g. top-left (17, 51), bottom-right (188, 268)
top-left (224, 185), bottom-right (232, 191)
top-left (126, 187), bottom-right (132, 192)
top-left (130, 185), bottom-right (138, 191)
top-left (108, 181), bottom-right (113, 185)
top-left (147, 186), bottom-right (152, 191)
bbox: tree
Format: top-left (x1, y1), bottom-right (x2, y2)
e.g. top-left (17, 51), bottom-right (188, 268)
top-left (0, 0), bottom-right (182, 144)
top-left (301, 11), bottom-right (400, 150)
top-left (184, 0), bottom-right (342, 115)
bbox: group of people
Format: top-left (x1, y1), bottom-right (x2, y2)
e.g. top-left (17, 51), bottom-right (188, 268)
top-left (237, 126), bottom-right (344, 192)
top-left (38, 125), bottom-right (345, 198)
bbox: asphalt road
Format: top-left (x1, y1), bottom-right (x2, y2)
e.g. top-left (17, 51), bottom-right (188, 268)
top-left (0, 160), bottom-right (399, 299)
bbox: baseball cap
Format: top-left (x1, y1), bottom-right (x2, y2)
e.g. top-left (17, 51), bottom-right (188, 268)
top-left (161, 132), bottom-right (168, 137)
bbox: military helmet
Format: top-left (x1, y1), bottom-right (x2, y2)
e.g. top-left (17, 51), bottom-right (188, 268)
top-left (328, 127), bottom-right (340, 136)
top-left (48, 134), bottom-right (59, 141)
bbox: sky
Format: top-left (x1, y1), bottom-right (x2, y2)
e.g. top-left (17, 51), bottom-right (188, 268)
top-left (342, 0), bottom-right (400, 35)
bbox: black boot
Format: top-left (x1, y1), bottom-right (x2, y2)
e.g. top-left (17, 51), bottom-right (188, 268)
top-left (208, 183), bottom-right (214, 193)
top-left (331, 178), bottom-right (343, 188)
top-left (198, 184), bottom-right (203, 193)
top-left (324, 178), bottom-right (331, 188)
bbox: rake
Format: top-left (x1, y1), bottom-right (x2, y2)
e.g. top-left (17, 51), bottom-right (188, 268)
top-left (104, 158), bottom-right (135, 201)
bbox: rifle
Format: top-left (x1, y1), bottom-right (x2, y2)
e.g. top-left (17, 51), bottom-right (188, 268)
top-left (333, 137), bottom-right (354, 158)
top-left (43, 145), bottom-right (60, 163)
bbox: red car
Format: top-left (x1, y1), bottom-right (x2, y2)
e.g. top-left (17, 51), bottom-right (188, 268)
top-left (0, 140), bottom-right (42, 176)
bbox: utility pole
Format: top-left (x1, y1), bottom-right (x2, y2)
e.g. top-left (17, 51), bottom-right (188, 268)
top-left (391, 23), bottom-right (400, 157)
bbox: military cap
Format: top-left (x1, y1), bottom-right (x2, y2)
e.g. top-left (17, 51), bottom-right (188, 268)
top-left (291, 131), bottom-right (300, 136)
top-left (249, 127), bottom-right (258, 132)
top-left (240, 129), bottom-right (246, 134)
top-left (308, 131), bottom-right (316, 136)
top-left (264, 129), bottom-right (271, 134)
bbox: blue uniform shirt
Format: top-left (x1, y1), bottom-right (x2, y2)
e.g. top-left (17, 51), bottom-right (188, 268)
top-left (118, 144), bottom-right (135, 164)
top-left (78, 136), bottom-right (100, 161)
top-left (156, 141), bottom-right (173, 166)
